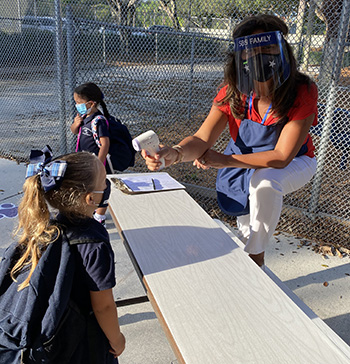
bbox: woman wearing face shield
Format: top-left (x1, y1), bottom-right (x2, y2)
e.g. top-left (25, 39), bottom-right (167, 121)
top-left (142, 14), bottom-right (318, 269)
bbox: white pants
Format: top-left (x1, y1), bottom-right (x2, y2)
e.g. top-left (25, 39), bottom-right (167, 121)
top-left (237, 155), bottom-right (317, 255)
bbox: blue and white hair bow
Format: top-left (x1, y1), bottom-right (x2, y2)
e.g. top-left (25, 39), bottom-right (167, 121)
top-left (25, 145), bottom-right (67, 192)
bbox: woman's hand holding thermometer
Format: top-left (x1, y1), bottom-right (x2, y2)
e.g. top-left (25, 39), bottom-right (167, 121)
top-left (132, 130), bottom-right (165, 169)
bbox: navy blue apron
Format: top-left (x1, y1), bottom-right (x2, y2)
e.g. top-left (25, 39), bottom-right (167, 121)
top-left (216, 96), bottom-right (284, 216)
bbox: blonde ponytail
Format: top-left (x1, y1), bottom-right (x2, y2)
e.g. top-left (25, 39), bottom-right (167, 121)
top-left (12, 175), bottom-right (59, 290)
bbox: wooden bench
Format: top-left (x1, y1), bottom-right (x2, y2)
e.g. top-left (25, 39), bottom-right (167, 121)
top-left (108, 173), bottom-right (350, 364)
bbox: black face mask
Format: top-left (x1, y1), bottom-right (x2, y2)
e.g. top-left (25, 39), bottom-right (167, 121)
top-left (247, 53), bottom-right (282, 82)
top-left (96, 179), bottom-right (111, 208)
top-left (238, 60), bottom-right (254, 95)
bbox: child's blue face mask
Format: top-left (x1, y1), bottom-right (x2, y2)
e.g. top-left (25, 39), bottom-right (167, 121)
top-left (75, 102), bottom-right (91, 116)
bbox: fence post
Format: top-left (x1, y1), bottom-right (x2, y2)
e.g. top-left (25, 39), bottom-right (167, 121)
top-left (155, 32), bottom-right (158, 64)
top-left (309, 0), bottom-right (350, 214)
top-left (101, 27), bottom-right (106, 65)
top-left (301, 0), bottom-right (316, 72)
top-left (66, 5), bottom-right (76, 152)
top-left (16, 0), bottom-right (22, 32)
top-left (187, 33), bottom-right (195, 121)
top-left (54, 0), bottom-right (67, 155)
top-left (294, 0), bottom-right (307, 61)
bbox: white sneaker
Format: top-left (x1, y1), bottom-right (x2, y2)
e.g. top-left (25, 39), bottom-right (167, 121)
top-left (93, 213), bottom-right (106, 228)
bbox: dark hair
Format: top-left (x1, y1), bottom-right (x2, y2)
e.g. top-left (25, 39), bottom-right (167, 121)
top-left (220, 14), bottom-right (312, 120)
top-left (74, 82), bottom-right (110, 119)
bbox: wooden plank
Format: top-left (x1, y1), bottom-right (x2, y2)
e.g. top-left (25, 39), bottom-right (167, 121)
top-left (108, 175), bottom-right (350, 364)
top-left (214, 219), bottom-right (350, 360)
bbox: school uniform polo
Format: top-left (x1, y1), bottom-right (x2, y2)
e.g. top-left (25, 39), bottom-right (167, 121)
top-left (77, 111), bottom-right (110, 155)
top-left (55, 214), bottom-right (118, 364)
top-left (54, 215), bottom-right (115, 313)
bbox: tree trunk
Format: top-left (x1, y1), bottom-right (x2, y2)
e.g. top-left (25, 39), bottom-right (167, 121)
top-left (159, 0), bottom-right (181, 29)
top-left (107, 0), bottom-right (140, 59)
top-left (316, 0), bottom-right (345, 87)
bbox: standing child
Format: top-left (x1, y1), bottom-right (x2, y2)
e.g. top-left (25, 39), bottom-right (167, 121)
top-left (71, 82), bottom-right (111, 227)
top-left (1, 148), bottom-right (125, 363)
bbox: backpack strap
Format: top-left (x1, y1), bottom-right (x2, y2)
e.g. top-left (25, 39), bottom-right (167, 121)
top-left (68, 237), bottom-right (102, 246)
top-left (76, 127), bottom-right (82, 152)
top-left (55, 223), bottom-right (105, 246)
top-left (91, 115), bottom-right (112, 169)
top-left (91, 115), bottom-right (108, 149)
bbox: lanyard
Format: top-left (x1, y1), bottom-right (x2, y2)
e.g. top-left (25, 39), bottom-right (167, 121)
top-left (248, 94), bottom-right (272, 125)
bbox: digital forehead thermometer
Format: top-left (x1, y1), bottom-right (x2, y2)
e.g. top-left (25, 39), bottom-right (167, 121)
top-left (132, 130), bottom-right (165, 169)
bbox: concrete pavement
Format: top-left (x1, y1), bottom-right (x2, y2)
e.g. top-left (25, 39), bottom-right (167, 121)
top-left (0, 157), bottom-right (349, 363)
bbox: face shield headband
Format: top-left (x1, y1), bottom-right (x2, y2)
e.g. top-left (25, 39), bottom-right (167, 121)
top-left (233, 31), bottom-right (290, 96)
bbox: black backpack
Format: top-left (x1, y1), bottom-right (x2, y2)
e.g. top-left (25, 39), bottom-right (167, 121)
top-left (0, 229), bottom-right (93, 363)
top-left (92, 115), bottom-right (136, 172)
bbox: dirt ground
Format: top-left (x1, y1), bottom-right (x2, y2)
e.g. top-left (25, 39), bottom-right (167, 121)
top-left (127, 114), bottom-right (350, 254)
top-left (1, 64), bottom-right (349, 254)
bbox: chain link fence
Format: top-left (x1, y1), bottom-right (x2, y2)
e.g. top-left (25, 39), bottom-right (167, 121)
top-left (1, 0), bottom-right (349, 249)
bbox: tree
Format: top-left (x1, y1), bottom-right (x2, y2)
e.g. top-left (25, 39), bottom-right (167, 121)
top-left (158, 0), bottom-right (181, 29)
top-left (174, 0), bottom-right (300, 29)
top-left (314, 0), bottom-right (349, 87)
top-left (106, 0), bottom-right (141, 57)
top-left (314, 0), bottom-right (343, 40)
top-left (107, 0), bottom-right (140, 26)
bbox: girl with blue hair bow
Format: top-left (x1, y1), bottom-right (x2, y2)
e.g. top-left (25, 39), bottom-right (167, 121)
top-left (10, 148), bottom-right (125, 363)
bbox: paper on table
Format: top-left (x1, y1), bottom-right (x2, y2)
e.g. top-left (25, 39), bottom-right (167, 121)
top-left (111, 173), bottom-right (185, 194)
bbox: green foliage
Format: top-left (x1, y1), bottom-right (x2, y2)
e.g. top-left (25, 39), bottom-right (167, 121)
top-left (28, 0), bottom-right (112, 21)
top-left (135, 1), bottom-right (165, 28)
top-left (89, 4), bottom-right (111, 22)
top-left (176, 0), bottom-right (299, 19)
top-left (61, 0), bottom-right (108, 6)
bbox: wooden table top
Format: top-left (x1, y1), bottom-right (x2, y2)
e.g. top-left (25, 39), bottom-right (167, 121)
top-left (108, 173), bottom-right (350, 364)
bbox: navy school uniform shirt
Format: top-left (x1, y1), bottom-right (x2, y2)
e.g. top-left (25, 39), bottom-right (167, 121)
top-left (56, 215), bottom-right (116, 314)
top-left (55, 215), bottom-right (118, 363)
top-left (77, 111), bottom-right (110, 155)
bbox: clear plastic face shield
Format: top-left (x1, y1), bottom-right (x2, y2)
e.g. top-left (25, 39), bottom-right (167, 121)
top-left (233, 31), bottom-right (290, 96)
